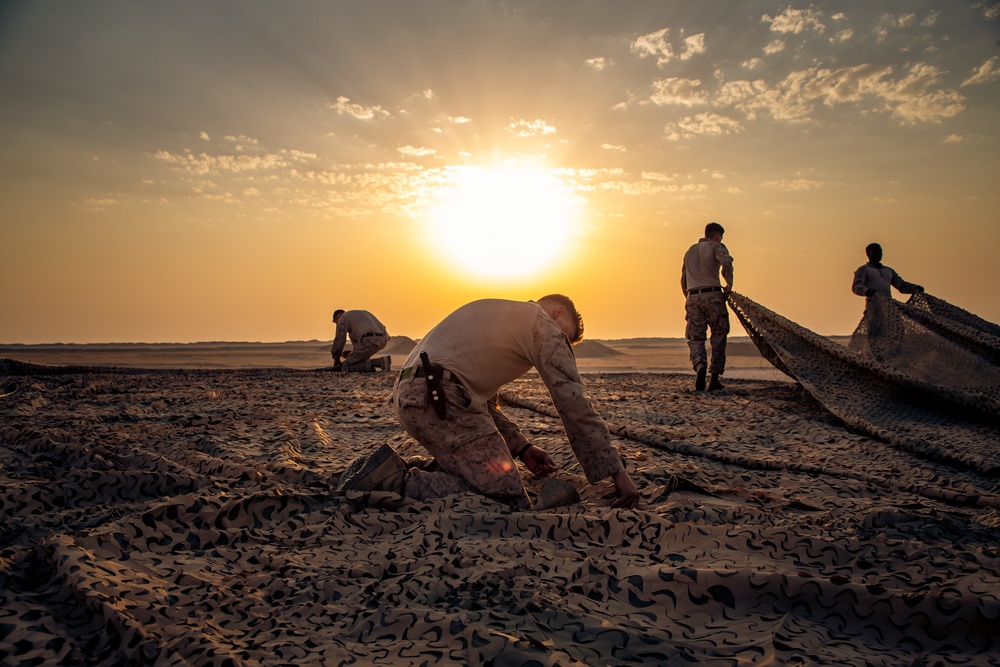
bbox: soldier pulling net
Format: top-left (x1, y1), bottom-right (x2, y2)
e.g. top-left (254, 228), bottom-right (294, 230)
top-left (727, 291), bottom-right (1000, 477)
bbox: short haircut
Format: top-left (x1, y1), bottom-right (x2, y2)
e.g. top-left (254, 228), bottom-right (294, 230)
top-left (865, 243), bottom-right (882, 256)
top-left (333, 309), bottom-right (345, 320)
top-left (537, 294), bottom-right (584, 344)
top-left (705, 222), bottom-right (725, 237)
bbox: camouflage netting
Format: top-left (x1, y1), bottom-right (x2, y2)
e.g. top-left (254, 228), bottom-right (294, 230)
top-left (3, 358), bottom-right (1000, 665)
top-left (850, 292), bottom-right (1000, 399)
top-left (728, 292), bottom-right (1000, 477)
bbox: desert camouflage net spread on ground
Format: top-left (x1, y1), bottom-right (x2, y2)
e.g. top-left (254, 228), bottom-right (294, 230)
top-left (2, 355), bottom-right (1000, 665)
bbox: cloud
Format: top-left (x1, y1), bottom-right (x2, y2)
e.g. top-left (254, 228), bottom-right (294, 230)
top-left (154, 150), bottom-right (290, 175)
top-left (601, 143), bottom-right (626, 152)
top-left (224, 134), bottom-right (259, 145)
top-left (199, 132), bottom-right (210, 141)
top-left (665, 112), bottom-right (743, 141)
top-left (79, 197), bottom-right (120, 211)
top-left (829, 28), bottom-right (853, 44)
top-left (641, 171), bottom-right (677, 182)
top-left (961, 56), bottom-right (1000, 86)
top-left (717, 63), bottom-right (965, 124)
top-left (921, 11), bottom-right (941, 26)
top-left (944, 134), bottom-right (966, 143)
top-left (762, 7), bottom-right (826, 34)
top-left (585, 57), bottom-right (610, 71)
top-left (762, 178), bottom-right (823, 191)
top-left (508, 119), bottom-right (556, 137)
top-left (742, 58), bottom-right (764, 70)
top-left (329, 96), bottom-right (390, 121)
top-left (763, 40), bottom-right (785, 55)
top-left (649, 78), bottom-right (708, 107)
top-left (681, 34), bottom-right (706, 61)
top-left (631, 27), bottom-right (706, 67)
top-left (398, 145), bottom-right (436, 157)
top-left (984, 2), bottom-right (1000, 20)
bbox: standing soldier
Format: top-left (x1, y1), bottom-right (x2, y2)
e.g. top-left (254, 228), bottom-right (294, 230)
top-left (330, 309), bottom-right (392, 373)
top-left (852, 243), bottom-right (923, 299)
top-left (681, 222), bottom-right (734, 391)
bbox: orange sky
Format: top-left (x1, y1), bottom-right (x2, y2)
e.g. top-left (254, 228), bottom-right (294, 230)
top-left (2, 1), bottom-right (998, 343)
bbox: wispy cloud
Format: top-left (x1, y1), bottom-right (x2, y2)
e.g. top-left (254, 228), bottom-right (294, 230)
top-left (762, 7), bottom-right (827, 35)
top-left (762, 178), bottom-right (823, 191)
top-left (508, 119), bottom-right (556, 137)
top-left (650, 78), bottom-right (708, 107)
top-left (717, 63), bottom-right (965, 124)
top-left (329, 96), bottom-right (390, 121)
top-left (631, 27), bottom-right (706, 67)
top-left (153, 149), bottom-right (291, 175)
top-left (665, 112), bottom-right (743, 141)
top-left (585, 57), bottom-right (611, 71)
top-left (962, 56), bottom-right (1000, 86)
top-left (398, 145), bottom-right (437, 157)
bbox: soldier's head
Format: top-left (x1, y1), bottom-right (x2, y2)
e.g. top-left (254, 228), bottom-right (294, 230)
top-left (332, 309), bottom-right (345, 323)
top-left (537, 294), bottom-right (584, 344)
top-left (705, 222), bottom-right (725, 242)
top-left (865, 243), bottom-right (883, 264)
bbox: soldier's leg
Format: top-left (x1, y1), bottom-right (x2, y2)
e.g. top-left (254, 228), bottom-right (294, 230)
top-left (707, 294), bottom-right (730, 376)
top-left (394, 379), bottom-right (530, 508)
top-left (685, 297), bottom-right (709, 370)
top-left (341, 336), bottom-right (384, 372)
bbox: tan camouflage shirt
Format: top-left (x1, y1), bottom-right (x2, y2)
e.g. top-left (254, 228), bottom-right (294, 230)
top-left (402, 299), bottom-right (625, 483)
top-left (681, 237), bottom-right (734, 295)
top-left (332, 310), bottom-right (388, 358)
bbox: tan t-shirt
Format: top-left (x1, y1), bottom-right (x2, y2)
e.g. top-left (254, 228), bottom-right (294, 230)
top-left (403, 299), bottom-right (624, 483)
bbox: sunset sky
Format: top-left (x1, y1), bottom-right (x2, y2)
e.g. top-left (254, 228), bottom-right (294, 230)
top-left (2, 1), bottom-right (998, 344)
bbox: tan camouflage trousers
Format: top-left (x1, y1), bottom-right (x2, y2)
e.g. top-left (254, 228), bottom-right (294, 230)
top-left (392, 376), bottom-right (531, 509)
top-left (685, 291), bottom-right (730, 374)
top-left (341, 333), bottom-right (389, 372)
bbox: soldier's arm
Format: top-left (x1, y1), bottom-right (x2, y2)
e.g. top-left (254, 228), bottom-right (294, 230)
top-left (716, 243), bottom-right (734, 291)
top-left (891, 269), bottom-right (922, 294)
top-left (852, 266), bottom-right (869, 297)
top-left (330, 323), bottom-right (348, 359)
top-left (530, 317), bottom-right (626, 485)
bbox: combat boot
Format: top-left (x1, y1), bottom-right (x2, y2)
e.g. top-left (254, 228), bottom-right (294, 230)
top-left (695, 364), bottom-right (707, 391)
top-left (336, 444), bottom-right (406, 494)
top-left (708, 373), bottom-right (724, 391)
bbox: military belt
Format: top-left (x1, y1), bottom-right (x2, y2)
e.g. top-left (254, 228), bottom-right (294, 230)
top-left (688, 286), bottom-right (723, 295)
top-left (398, 365), bottom-right (459, 383)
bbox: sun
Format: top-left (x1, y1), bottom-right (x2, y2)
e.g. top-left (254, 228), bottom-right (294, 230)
top-left (429, 166), bottom-right (578, 279)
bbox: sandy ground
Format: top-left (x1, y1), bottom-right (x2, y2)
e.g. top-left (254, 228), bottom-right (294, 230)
top-left (2, 348), bottom-right (999, 665)
top-left (0, 337), bottom-right (795, 380)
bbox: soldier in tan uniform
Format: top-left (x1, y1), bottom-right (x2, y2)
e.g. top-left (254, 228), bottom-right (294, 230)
top-left (330, 309), bottom-right (392, 373)
top-left (852, 243), bottom-right (923, 299)
top-left (391, 295), bottom-right (640, 510)
top-left (681, 222), bottom-right (734, 391)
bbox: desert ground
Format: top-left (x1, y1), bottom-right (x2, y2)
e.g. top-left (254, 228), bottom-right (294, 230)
top-left (2, 339), bottom-right (998, 665)
top-left (0, 336), bottom-right (796, 378)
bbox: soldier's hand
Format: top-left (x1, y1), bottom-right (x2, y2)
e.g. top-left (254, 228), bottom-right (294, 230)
top-left (723, 285), bottom-right (733, 294)
top-left (521, 445), bottom-right (558, 478)
top-left (610, 471), bottom-right (640, 509)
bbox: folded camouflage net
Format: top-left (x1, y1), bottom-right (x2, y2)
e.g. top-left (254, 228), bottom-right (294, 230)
top-left (728, 292), bottom-right (1000, 476)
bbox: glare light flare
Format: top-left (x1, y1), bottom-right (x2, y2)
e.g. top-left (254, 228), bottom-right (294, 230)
top-left (430, 166), bottom-right (579, 279)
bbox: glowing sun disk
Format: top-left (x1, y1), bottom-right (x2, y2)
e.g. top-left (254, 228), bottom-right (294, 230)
top-left (430, 167), bottom-right (576, 278)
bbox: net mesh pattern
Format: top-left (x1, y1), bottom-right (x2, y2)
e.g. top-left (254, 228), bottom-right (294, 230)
top-left (728, 292), bottom-right (1000, 476)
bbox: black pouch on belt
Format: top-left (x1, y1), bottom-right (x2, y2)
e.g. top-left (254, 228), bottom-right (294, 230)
top-left (420, 351), bottom-right (447, 420)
